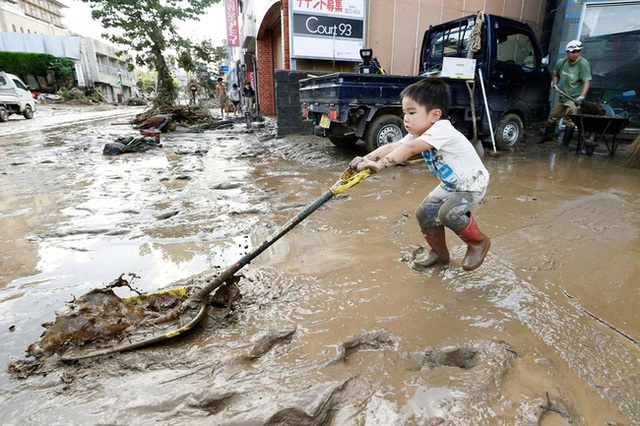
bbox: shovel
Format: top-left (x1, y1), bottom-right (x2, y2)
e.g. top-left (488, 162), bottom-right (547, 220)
top-left (553, 85), bottom-right (605, 116)
top-left (60, 167), bottom-right (371, 361)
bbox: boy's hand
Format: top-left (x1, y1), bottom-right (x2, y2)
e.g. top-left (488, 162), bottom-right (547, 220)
top-left (349, 156), bottom-right (366, 169)
top-left (355, 158), bottom-right (381, 172)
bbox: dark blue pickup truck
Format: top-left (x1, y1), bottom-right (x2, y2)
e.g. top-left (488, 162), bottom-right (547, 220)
top-left (300, 14), bottom-right (551, 152)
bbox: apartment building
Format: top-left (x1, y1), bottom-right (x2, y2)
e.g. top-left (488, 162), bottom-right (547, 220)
top-left (0, 0), bottom-right (67, 35)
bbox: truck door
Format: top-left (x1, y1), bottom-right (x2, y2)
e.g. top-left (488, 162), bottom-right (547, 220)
top-left (488, 22), bottom-right (550, 124)
top-left (12, 77), bottom-right (33, 108)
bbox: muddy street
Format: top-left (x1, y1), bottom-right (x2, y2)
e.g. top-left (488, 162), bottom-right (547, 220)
top-left (1, 104), bottom-right (639, 425)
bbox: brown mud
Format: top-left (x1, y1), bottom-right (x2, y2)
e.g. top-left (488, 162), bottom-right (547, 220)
top-left (1, 104), bottom-right (639, 425)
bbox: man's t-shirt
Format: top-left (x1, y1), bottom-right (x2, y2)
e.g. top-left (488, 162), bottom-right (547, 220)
top-left (555, 57), bottom-right (592, 100)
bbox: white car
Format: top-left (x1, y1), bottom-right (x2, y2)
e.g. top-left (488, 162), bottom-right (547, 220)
top-left (0, 72), bottom-right (36, 122)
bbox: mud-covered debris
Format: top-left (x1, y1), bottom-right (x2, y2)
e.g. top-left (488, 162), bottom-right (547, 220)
top-left (248, 328), bottom-right (296, 359)
top-left (27, 288), bottom-right (147, 359)
top-left (155, 209), bottom-right (180, 220)
top-left (327, 329), bottom-right (399, 365)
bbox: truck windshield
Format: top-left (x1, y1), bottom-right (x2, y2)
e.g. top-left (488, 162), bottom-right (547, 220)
top-left (0, 76), bottom-right (6, 86)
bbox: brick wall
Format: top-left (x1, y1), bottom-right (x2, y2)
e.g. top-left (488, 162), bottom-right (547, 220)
top-left (256, 35), bottom-right (275, 116)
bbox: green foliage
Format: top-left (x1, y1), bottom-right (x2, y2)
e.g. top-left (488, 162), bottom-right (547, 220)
top-left (50, 58), bottom-right (75, 89)
top-left (80, 0), bottom-right (224, 107)
top-left (0, 52), bottom-right (55, 76)
top-left (135, 69), bottom-right (158, 95)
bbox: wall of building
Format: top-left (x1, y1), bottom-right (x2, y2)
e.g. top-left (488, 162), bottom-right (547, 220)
top-left (0, 0), bottom-right (67, 35)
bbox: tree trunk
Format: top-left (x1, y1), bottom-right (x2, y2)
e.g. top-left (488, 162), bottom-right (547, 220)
top-left (153, 48), bottom-right (176, 108)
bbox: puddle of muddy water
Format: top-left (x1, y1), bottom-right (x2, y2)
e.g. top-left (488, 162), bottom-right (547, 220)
top-left (1, 111), bottom-right (640, 425)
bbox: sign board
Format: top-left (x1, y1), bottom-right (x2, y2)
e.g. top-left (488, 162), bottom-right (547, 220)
top-left (221, 65), bottom-right (229, 72)
top-left (441, 57), bottom-right (476, 79)
top-left (225, 0), bottom-right (239, 47)
top-left (290, 0), bottom-right (366, 62)
top-left (74, 63), bottom-right (86, 86)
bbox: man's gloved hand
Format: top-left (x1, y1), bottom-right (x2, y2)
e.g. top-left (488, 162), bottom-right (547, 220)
top-left (575, 95), bottom-right (585, 104)
top-left (551, 82), bottom-right (557, 90)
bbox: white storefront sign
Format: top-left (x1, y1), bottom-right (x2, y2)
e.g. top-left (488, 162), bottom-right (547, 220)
top-left (290, 0), bottom-right (366, 61)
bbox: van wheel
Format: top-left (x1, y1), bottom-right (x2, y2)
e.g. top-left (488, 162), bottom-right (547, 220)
top-left (328, 135), bottom-right (358, 147)
top-left (364, 114), bottom-right (406, 152)
top-left (23, 105), bottom-right (34, 119)
top-left (0, 107), bottom-right (8, 122)
top-left (495, 113), bottom-right (523, 150)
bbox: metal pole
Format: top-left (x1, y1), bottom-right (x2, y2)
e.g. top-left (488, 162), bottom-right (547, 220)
top-left (478, 69), bottom-right (497, 153)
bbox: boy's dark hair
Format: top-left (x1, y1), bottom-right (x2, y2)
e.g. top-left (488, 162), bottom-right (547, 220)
top-left (217, 77), bottom-right (223, 82)
top-left (400, 77), bottom-right (451, 115)
top-left (233, 84), bottom-right (238, 88)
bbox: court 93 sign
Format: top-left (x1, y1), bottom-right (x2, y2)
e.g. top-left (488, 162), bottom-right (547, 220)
top-left (290, 0), bottom-right (366, 62)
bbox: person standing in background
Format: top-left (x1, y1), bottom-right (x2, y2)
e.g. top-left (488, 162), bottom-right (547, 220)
top-left (243, 82), bottom-right (255, 114)
top-left (538, 40), bottom-right (592, 145)
top-left (229, 83), bottom-right (243, 116)
top-left (215, 77), bottom-right (228, 119)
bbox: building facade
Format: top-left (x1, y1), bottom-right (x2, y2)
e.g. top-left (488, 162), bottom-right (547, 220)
top-left (0, 0), bottom-right (67, 35)
top-left (1, 0), bottom-right (135, 103)
top-left (226, 0), bottom-right (638, 132)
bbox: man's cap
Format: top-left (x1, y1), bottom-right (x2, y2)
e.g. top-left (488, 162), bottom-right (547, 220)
top-left (566, 40), bottom-right (583, 52)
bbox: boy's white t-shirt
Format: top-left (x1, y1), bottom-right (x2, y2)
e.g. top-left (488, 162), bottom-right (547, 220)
top-left (401, 119), bottom-right (489, 193)
top-left (229, 88), bottom-right (241, 102)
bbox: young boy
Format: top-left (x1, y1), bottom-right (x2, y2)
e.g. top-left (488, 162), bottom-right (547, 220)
top-left (350, 78), bottom-right (490, 271)
top-left (229, 83), bottom-right (243, 116)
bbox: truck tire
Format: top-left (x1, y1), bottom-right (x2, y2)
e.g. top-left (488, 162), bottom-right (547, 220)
top-left (494, 113), bottom-right (523, 150)
top-left (328, 135), bottom-right (359, 147)
top-left (23, 105), bottom-right (34, 120)
top-left (0, 107), bottom-right (8, 122)
top-left (364, 114), bottom-right (406, 152)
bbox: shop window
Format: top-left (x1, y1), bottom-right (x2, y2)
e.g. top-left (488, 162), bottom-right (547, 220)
top-left (581, 2), bottom-right (640, 128)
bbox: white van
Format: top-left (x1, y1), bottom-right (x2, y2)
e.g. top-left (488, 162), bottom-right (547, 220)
top-left (0, 72), bottom-right (36, 122)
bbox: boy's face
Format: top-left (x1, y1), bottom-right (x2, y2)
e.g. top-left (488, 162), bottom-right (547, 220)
top-left (402, 97), bottom-right (442, 136)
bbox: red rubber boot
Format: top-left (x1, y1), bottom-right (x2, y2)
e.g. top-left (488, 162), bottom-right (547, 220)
top-left (456, 214), bottom-right (491, 271)
top-left (412, 225), bottom-right (450, 269)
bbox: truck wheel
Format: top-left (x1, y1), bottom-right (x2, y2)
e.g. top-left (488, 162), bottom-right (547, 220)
top-left (494, 113), bottom-right (523, 150)
top-left (23, 105), bottom-right (34, 119)
top-left (0, 107), bottom-right (8, 122)
top-left (328, 135), bottom-right (358, 147)
top-left (364, 114), bottom-right (406, 152)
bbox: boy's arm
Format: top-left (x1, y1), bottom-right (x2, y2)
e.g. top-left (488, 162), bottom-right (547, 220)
top-left (352, 137), bottom-right (433, 172)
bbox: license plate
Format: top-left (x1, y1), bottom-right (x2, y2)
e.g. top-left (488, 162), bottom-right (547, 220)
top-left (319, 113), bottom-right (331, 129)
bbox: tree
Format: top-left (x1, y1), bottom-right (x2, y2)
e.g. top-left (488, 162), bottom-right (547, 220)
top-left (81, 0), bottom-right (223, 107)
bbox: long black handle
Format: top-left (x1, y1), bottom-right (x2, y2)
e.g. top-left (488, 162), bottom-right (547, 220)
top-left (192, 189), bottom-right (335, 300)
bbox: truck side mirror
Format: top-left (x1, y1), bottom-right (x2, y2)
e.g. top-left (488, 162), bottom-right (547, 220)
top-left (541, 55), bottom-right (549, 67)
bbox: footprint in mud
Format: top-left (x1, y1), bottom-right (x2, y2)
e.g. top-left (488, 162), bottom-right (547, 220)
top-left (325, 329), bottom-right (399, 366)
top-left (413, 339), bottom-right (516, 372)
top-left (518, 393), bottom-right (576, 425)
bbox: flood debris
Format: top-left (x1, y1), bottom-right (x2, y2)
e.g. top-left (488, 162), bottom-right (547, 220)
top-left (103, 135), bottom-right (161, 155)
top-left (27, 287), bottom-right (148, 359)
